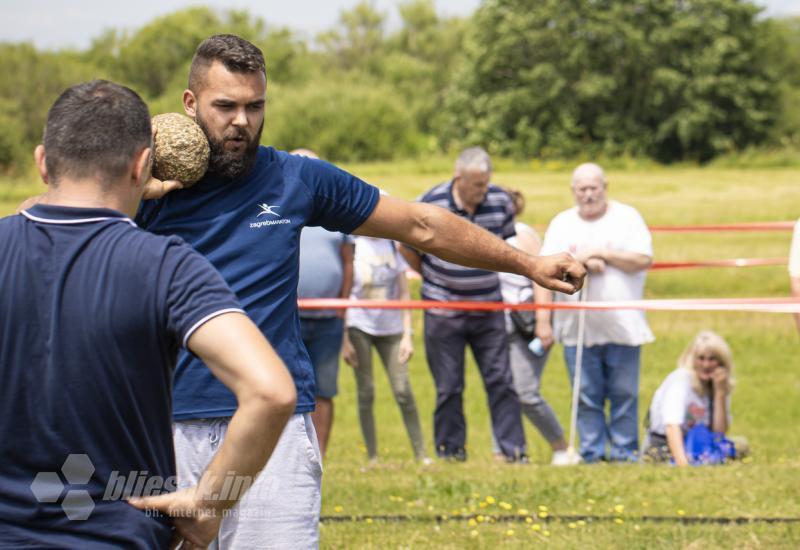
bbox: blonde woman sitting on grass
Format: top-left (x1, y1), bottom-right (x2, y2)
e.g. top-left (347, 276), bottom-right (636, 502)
top-left (644, 331), bottom-right (746, 466)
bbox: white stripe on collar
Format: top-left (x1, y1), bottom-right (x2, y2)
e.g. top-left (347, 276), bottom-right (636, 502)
top-left (21, 210), bottom-right (137, 227)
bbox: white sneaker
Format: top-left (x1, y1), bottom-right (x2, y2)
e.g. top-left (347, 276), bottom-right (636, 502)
top-left (551, 450), bottom-right (582, 466)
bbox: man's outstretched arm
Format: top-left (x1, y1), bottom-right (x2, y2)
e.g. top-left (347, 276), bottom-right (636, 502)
top-left (129, 312), bottom-right (296, 548)
top-left (353, 195), bottom-right (586, 294)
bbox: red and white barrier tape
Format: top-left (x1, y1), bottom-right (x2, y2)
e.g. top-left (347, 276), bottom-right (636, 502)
top-left (299, 297), bottom-right (800, 314)
top-left (650, 257), bottom-right (787, 270)
top-left (648, 221), bottom-right (794, 233)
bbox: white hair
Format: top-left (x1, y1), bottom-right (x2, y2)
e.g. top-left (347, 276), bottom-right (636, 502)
top-left (455, 147), bottom-right (492, 174)
top-left (571, 162), bottom-right (606, 186)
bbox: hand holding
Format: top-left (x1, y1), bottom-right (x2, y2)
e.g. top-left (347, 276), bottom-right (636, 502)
top-left (128, 488), bottom-right (222, 549)
top-left (529, 253), bottom-right (586, 295)
top-left (711, 367), bottom-right (729, 395)
top-left (534, 322), bottom-right (554, 350)
top-left (584, 258), bottom-right (606, 274)
top-left (342, 336), bottom-right (358, 368)
top-left (398, 333), bottom-right (414, 364)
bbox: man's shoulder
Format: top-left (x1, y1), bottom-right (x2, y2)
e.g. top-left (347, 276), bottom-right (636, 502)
top-left (0, 213), bottom-right (22, 229)
top-left (608, 200), bottom-right (645, 220)
top-left (547, 206), bottom-right (580, 228)
top-left (418, 181), bottom-right (451, 203)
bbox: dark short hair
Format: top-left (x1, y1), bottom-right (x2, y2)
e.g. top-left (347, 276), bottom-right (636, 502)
top-left (43, 80), bottom-right (151, 185)
top-left (188, 34), bottom-right (266, 92)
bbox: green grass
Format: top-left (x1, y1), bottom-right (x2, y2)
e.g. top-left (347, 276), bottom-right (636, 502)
top-left (3, 165), bottom-right (800, 548)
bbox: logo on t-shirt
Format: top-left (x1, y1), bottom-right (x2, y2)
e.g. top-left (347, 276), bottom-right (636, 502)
top-left (250, 203), bottom-right (290, 229)
top-left (687, 403), bottom-right (707, 428)
top-left (257, 203), bottom-right (280, 217)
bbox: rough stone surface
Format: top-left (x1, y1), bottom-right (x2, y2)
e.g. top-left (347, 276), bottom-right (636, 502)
top-left (151, 113), bottom-right (209, 185)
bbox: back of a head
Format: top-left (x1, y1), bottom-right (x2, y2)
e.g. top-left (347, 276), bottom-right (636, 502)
top-left (188, 34), bottom-right (266, 93)
top-left (44, 80), bottom-right (151, 186)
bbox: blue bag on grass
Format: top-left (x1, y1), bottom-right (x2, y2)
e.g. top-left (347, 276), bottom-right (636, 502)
top-left (683, 424), bottom-right (736, 465)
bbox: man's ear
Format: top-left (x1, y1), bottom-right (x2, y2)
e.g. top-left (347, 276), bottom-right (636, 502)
top-left (34, 145), bottom-right (49, 185)
top-left (132, 146), bottom-right (153, 188)
top-left (183, 89), bottom-right (197, 118)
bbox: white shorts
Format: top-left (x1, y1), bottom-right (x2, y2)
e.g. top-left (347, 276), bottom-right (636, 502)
top-left (173, 413), bottom-right (322, 549)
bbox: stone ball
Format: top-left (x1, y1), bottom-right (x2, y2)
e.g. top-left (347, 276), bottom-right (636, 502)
top-left (151, 113), bottom-right (209, 186)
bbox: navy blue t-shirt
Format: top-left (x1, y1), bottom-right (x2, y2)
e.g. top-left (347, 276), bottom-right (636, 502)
top-left (137, 146), bottom-right (380, 417)
top-left (0, 205), bottom-right (242, 548)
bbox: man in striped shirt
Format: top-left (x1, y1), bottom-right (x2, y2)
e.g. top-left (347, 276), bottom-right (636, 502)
top-left (403, 147), bottom-right (527, 462)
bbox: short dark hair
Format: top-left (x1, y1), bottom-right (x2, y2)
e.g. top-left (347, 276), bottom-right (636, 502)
top-left (188, 34), bottom-right (266, 92)
top-left (43, 80), bottom-right (151, 185)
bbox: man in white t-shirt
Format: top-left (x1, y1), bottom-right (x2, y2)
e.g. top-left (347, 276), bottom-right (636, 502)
top-left (789, 219), bottom-right (800, 335)
top-left (540, 163), bottom-right (654, 462)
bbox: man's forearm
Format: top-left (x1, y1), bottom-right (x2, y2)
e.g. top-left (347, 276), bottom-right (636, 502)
top-left (711, 394), bottom-right (728, 434)
top-left (597, 249), bottom-right (652, 273)
top-left (666, 425), bottom-right (689, 466)
top-left (196, 395), bottom-right (294, 512)
top-left (533, 283), bottom-right (552, 325)
top-left (361, 202), bottom-right (530, 276)
top-left (354, 196), bottom-right (585, 294)
top-left (340, 244), bottom-right (354, 298)
top-left (185, 313), bottom-right (296, 513)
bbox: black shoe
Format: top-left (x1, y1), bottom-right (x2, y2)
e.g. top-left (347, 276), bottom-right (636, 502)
top-left (438, 447), bottom-right (467, 462)
top-left (505, 453), bottom-right (530, 464)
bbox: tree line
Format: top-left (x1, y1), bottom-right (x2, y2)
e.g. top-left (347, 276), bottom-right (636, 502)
top-left (1, 0), bottom-right (799, 172)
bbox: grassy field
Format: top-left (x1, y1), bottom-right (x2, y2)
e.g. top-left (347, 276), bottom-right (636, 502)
top-left (2, 165), bottom-right (799, 548)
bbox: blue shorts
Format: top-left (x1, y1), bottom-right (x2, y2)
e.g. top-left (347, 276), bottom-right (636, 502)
top-left (300, 317), bottom-right (344, 399)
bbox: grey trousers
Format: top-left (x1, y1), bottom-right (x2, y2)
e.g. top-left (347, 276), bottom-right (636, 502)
top-left (492, 332), bottom-right (565, 452)
top-left (348, 327), bottom-right (427, 460)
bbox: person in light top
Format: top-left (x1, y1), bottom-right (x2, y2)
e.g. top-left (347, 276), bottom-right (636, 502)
top-left (643, 331), bottom-right (735, 466)
top-left (342, 226), bottom-right (429, 464)
top-left (540, 162), bottom-right (653, 463)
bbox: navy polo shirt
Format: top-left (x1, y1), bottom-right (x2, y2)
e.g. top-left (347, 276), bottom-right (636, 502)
top-left (0, 205), bottom-right (243, 547)
top-left (137, 146), bottom-right (380, 417)
top-left (416, 181), bottom-right (516, 312)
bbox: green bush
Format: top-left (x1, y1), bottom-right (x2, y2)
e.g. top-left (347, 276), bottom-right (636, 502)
top-left (264, 80), bottom-right (424, 162)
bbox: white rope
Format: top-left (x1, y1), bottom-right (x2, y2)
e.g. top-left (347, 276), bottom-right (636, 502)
top-left (567, 276), bottom-right (589, 459)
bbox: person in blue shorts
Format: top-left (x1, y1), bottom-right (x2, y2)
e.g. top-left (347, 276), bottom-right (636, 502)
top-left (1, 80), bottom-right (296, 548)
top-left (137, 34), bottom-right (586, 548)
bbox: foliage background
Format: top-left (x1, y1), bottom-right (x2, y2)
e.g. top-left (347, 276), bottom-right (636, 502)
top-left (1, 0), bottom-right (800, 173)
top-left (2, 3), bottom-right (799, 547)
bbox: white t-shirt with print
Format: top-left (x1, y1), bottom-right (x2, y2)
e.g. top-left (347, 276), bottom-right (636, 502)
top-left (789, 219), bottom-right (800, 278)
top-left (648, 369), bottom-right (711, 436)
top-left (540, 200), bottom-right (655, 347)
top-left (346, 236), bottom-right (408, 336)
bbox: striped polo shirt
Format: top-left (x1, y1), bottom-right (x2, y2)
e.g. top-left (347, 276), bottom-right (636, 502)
top-left (417, 180), bottom-right (516, 315)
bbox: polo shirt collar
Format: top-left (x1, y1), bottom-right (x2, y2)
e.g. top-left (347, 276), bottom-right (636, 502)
top-left (21, 204), bottom-right (136, 227)
top-left (447, 179), bottom-right (491, 217)
top-left (446, 179), bottom-right (468, 216)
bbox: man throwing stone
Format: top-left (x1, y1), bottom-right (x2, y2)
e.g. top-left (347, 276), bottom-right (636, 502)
top-left (138, 34), bottom-right (586, 548)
